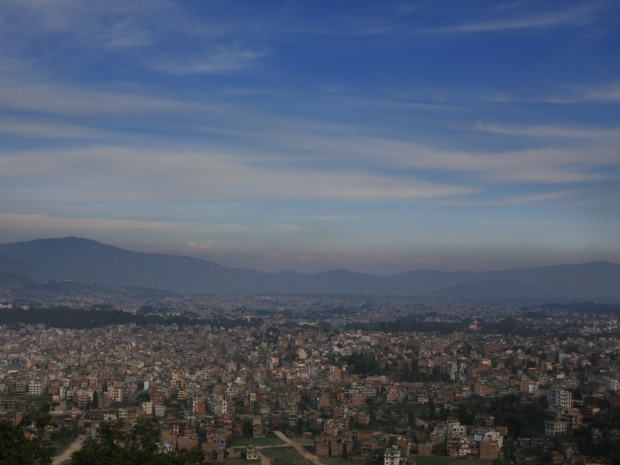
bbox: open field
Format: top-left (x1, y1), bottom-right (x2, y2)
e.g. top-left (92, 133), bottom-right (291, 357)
top-left (261, 447), bottom-right (315, 465)
top-left (318, 457), bottom-right (357, 465)
top-left (415, 457), bottom-right (494, 465)
top-left (292, 437), bottom-right (315, 446)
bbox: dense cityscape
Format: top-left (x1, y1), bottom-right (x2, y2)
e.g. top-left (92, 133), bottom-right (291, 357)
top-left (1, 297), bottom-right (619, 465)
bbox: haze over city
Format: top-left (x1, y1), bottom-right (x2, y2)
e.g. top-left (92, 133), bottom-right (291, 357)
top-left (1, 0), bottom-right (619, 274)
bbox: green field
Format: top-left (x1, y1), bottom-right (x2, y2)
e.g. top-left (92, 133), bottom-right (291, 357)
top-left (319, 456), bottom-right (357, 465)
top-left (292, 437), bottom-right (314, 446)
top-left (261, 447), bottom-right (314, 465)
top-left (415, 457), bottom-right (493, 465)
top-left (229, 437), bottom-right (285, 447)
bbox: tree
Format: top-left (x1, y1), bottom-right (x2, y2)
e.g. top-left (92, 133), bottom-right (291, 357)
top-left (91, 390), bottom-right (99, 409)
top-left (0, 404), bottom-right (58, 465)
top-left (407, 409), bottom-right (417, 429)
top-left (70, 417), bottom-right (207, 465)
top-left (242, 419), bottom-right (253, 437)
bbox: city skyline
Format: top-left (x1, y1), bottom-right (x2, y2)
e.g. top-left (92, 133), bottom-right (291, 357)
top-left (1, 0), bottom-right (619, 274)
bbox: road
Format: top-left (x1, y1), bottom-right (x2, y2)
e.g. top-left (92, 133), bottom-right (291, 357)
top-left (273, 431), bottom-right (323, 465)
top-left (51, 435), bottom-right (86, 465)
top-left (257, 450), bottom-right (272, 465)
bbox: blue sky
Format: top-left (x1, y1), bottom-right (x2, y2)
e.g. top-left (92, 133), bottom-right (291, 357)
top-left (0, 0), bottom-right (619, 274)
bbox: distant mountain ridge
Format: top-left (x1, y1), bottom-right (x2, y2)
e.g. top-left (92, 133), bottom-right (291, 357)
top-left (0, 237), bottom-right (619, 304)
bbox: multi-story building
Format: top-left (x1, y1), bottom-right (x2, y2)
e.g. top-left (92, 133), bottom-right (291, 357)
top-left (209, 400), bottom-right (227, 415)
top-left (480, 440), bottom-right (499, 459)
top-left (547, 390), bottom-right (572, 410)
top-left (246, 445), bottom-right (259, 461)
top-left (605, 378), bottom-right (620, 391)
top-left (28, 383), bottom-right (41, 396)
top-left (545, 419), bottom-right (569, 436)
top-left (384, 446), bottom-right (401, 465)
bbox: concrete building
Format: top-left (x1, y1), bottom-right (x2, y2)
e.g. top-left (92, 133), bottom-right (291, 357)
top-left (246, 445), bottom-right (259, 461)
top-left (545, 419), bottom-right (569, 436)
top-left (28, 383), bottom-right (41, 396)
top-left (385, 446), bottom-right (401, 465)
top-left (547, 390), bottom-right (572, 410)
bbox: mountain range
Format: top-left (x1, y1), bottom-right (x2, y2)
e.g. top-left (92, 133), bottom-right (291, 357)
top-left (1, 237), bottom-right (619, 304)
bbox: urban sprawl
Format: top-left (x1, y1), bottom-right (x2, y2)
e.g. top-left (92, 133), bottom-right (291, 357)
top-left (1, 296), bottom-right (619, 465)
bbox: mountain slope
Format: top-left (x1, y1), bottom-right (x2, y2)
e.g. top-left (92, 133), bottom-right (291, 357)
top-left (0, 237), bottom-right (619, 302)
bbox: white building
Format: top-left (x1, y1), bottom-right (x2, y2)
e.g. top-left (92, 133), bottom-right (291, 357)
top-left (154, 404), bottom-right (166, 418)
top-left (547, 390), bottom-right (572, 410)
top-left (246, 445), bottom-right (259, 461)
top-left (483, 431), bottom-right (504, 448)
top-left (605, 378), bottom-right (620, 391)
top-left (545, 419), bottom-right (569, 436)
top-left (448, 421), bottom-right (467, 438)
top-left (365, 384), bottom-right (376, 399)
top-left (109, 386), bottom-right (123, 403)
top-left (28, 383), bottom-right (41, 396)
top-left (209, 400), bottom-right (228, 415)
top-left (384, 446), bottom-right (401, 465)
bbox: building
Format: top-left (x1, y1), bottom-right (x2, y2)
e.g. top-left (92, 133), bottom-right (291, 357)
top-left (480, 440), bottom-right (499, 459)
top-left (193, 400), bottom-right (206, 415)
top-left (109, 386), bottom-right (123, 402)
top-left (315, 436), bottom-right (330, 456)
top-left (545, 419), bottom-right (569, 436)
top-left (417, 443), bottom-right (433, 456)
top-left (209, 400), bottom-right (228, 415)
top-left (141, 401), bottom-right (153, 415)
top-left (28, 383), bottom-right (42, 396)
top-left (547, 390), bottom-right (572, 411)
top-left (605, 378), bottom-right (620, 391)
top-left (448, 421), bottom-right (467, 438)
top-left (385, 446), bottom-right (401, 465)
top-left (154, 404), bottom-right (166, 418)
top-left (483, 432), bottom-right (503, 448)
top-left (178, 436), bottom-right (199, 451)
top-left (246, 445), bottom-right (259, 461)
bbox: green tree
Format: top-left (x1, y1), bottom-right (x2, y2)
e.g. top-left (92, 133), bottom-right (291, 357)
top-left (242, 419), bottom-right (253, 437)
top-left (407, 409), bottom-right (417, 429)
top-left (70, 417), bottom-right (207, 465)
top-left (0, 404), bottom-right (58, 465)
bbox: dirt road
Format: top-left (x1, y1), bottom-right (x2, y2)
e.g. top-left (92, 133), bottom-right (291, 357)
top-left (257, 450), bottom-right (272, 465)
top-left (51, 435), bottom-right (86, 465)
top-left (273, 431), bottom-right (323, 465)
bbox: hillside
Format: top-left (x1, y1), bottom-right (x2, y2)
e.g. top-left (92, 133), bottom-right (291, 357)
top-left (0, 237), bottom-right (619, 303)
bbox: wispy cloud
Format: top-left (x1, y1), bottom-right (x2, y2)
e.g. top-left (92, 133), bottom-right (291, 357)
top-left (0, 84), bottom-right (223, 116)
top-left (438, 190), bottom-right (582, 207)
top-left (473, 122), bottom-right (620, 140)
top-left (425, 3), bottom-right (599, 34)
top-left (0, 213), bottom-right (246, 237)
top-left (148, 47), bottom-right (267, 75)
top-left (581, 83), bottom-right (620, 103)
top-left (0, 0), bottom-right (269, 76)
top-left (295, 215), bottom-right (372, 222)
top-left (0, 119), bottom-right (124, 139)
top-left (0, 147), bottom-right (478, 202)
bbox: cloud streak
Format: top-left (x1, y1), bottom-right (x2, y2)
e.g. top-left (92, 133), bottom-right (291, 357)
top-left (424, 3), bottom-right (600, 34)
top-left (0, 147), bottom-right (477, 202)
top-left (473, 122), bottom-right (620, 140)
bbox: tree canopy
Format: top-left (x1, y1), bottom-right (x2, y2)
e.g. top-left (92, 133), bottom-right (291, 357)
top-left (0, 404), bottom-right (58, 465)
top-left (70, 417), bottom-right (207, 465)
